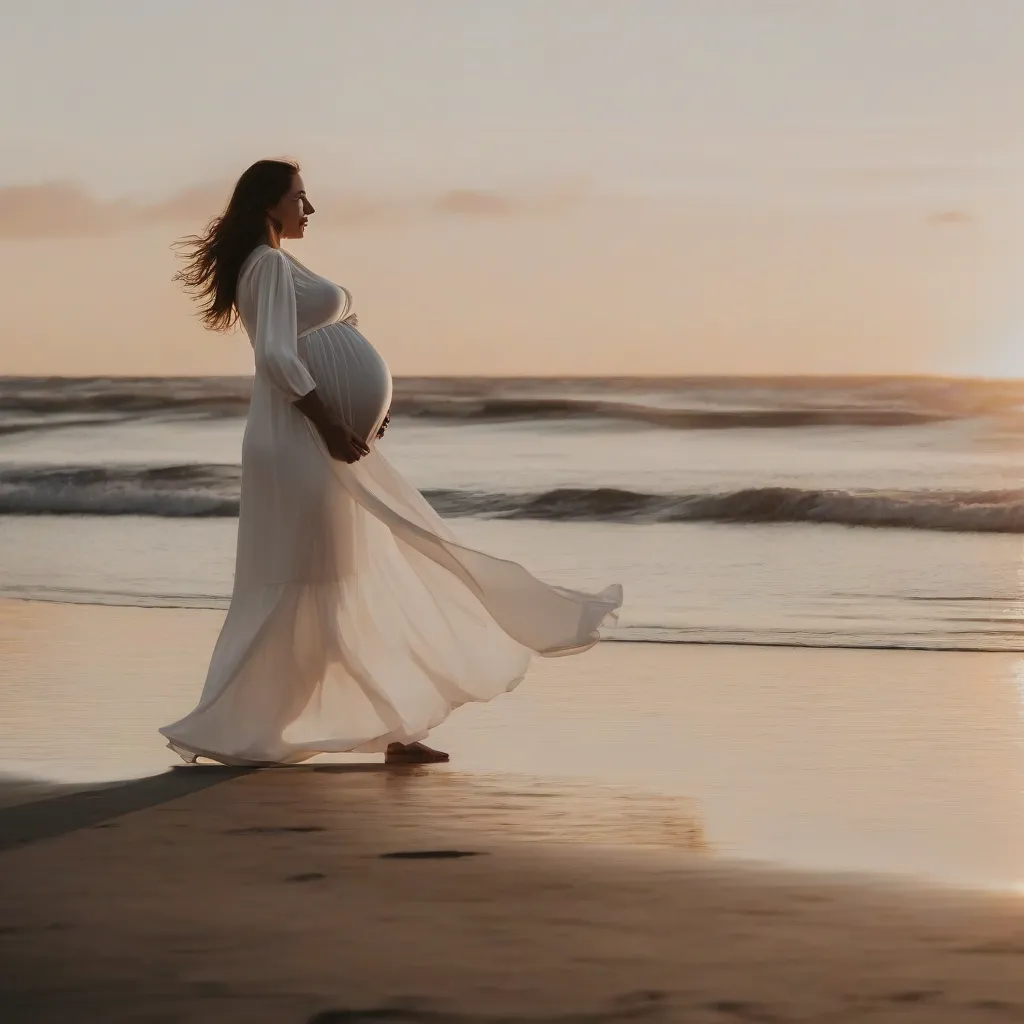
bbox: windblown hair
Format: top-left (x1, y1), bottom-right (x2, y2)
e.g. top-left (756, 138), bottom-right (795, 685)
top-left (174, 159), bottom-right (299, 332)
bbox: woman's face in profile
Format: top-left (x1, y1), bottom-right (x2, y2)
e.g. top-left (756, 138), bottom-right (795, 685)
top-left (269, 173), bottom-right (314, 239)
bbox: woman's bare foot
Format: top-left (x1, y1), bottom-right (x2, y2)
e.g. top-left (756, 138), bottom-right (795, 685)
top-left (385, 741), bottom-right (450, 764)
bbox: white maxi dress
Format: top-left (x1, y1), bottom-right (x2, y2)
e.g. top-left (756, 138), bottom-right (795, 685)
top-left (160, 244), bottom-right (622, 766)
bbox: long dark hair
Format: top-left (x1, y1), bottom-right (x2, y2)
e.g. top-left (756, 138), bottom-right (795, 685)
top-left (174, 159), bottom-right (299, 332)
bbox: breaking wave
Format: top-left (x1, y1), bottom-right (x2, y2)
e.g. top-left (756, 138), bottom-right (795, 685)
top-left (394, 397), bottom-right (955, 429)
top-left (0, 465), bottom-right (240, 517)
top-left (3, 375), bottom-right (1021, 432)
top-left (5, 464), bottom-right (1024, 532)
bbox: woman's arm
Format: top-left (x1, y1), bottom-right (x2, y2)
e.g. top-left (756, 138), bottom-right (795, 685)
top-left (250, 248), bottom-right (316, 400)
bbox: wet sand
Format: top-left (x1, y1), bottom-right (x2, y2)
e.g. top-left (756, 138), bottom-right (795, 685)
top-left (3, 599), bottom-right (1024, 886)
top-left (3, 764), bottom-right (1024, 1022)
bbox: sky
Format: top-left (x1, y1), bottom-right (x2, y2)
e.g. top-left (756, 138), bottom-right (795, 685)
top-left (2, 0), bottom-right (1024, 376)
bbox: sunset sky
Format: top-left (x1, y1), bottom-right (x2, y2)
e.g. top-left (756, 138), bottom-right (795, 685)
top-left (3, 0), bottom-right (1024, 377)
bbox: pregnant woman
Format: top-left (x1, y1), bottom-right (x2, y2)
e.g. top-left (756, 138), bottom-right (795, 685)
top-left (160, 159), bottom-right (622, 766)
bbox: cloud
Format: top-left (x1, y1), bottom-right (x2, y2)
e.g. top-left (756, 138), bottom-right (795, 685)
top-left (0, 179), bottom-right (590, 239)
top-left (928, 209), bottom-right (976, 226)
top-left (0, 183), bottom-right (118, 238)
top-left (433, 182), bottom-right (588, 217)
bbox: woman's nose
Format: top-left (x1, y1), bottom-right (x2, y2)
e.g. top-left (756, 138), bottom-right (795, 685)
top-left (303, 199), bottom-right (315, 214)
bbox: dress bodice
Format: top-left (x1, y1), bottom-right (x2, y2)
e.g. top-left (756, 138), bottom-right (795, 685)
top-left (282, 250), bottom-right (353, 337)
top-left (240, 245), bottom-right (352, 337)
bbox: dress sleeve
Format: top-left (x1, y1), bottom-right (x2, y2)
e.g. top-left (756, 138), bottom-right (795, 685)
top-left (250, 249), bottom-right (317, 400)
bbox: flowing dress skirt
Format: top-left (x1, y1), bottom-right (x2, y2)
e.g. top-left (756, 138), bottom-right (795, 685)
top-left (159, 321), bottom-right (622, 765)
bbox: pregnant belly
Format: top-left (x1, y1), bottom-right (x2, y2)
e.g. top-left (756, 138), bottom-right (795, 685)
top-left (299, 322), bottom-right (393, 444)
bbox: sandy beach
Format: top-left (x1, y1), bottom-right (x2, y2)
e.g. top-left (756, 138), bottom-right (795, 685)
top-left (2, 599), bottom-right (1024, 1020)
top-left (5, 761), bottom-right (1024, 1022)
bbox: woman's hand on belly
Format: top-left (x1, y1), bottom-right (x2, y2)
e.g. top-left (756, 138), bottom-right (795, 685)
top-left (319, 419), bottom-right (371, 463)
top-left (294, 390), bottom-right (370, 464)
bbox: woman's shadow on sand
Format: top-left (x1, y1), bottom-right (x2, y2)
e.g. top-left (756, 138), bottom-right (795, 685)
top-left (0, 761), bottom-right (403, 852)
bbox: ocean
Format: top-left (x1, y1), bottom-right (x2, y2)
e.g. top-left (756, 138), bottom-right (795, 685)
top-left (3, 374), bottom-right (1024, 651)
